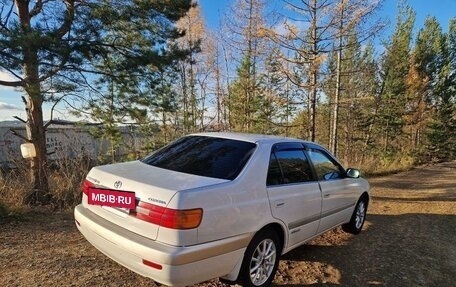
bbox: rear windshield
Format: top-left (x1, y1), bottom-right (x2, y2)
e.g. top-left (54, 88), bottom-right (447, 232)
top-left (141, 136), bottom-right (257, 180)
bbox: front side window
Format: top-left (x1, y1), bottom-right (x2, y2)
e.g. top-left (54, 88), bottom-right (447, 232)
top-left (307, 149), bottom-right (344, 181)
top-left (267, 148), bottom-right (313, 186)
top-left (141, 136), bottom-right (256, 180)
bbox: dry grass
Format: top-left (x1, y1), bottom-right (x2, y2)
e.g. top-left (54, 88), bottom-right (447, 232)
top-left (0, 161), bottom-right (30, 211)
top-left (361, 153), bottom-right (416, 176)
top-left (48, 156), bottom-right (94, 209)
top-left (0, 156), bottom-right (94, 212)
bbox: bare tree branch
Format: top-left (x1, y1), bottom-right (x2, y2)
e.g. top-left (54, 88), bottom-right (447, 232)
top-left (0, 79), bottom-right (23, 87)
top-left (9, 128), bottom-right (30, 142)
top-left (13, 116), bottom-right (27, 123)
top-left (53, 0), bottom-right (75, 38)
top-left (0, 3), bottom-right (14, 32)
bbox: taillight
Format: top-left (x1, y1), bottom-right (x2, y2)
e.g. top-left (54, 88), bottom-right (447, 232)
top-left (132, 201), bottom-right (203, 230)
top-left (82, 179), bottom-right (94, 196)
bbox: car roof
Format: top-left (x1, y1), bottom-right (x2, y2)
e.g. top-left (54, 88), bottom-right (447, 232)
top-left (191, 132), bottom-right (313, 145)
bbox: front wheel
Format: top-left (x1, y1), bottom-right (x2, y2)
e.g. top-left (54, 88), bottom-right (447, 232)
top-left (342, 197), bottom-right (368, 234)
top-left (238, 229), bottom-right (281, 287)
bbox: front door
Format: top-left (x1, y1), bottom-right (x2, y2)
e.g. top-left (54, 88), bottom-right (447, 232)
top-left (306, 148), bottom-right (359, 233)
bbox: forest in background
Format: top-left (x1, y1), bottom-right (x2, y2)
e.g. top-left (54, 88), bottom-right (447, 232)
top-left (76, 0), bottom-right (454, 173)
top-left (0, 0), bottom-right (454, 207)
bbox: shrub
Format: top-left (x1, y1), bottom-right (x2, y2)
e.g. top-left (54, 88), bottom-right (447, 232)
top-left (0, 155), bottom-right (95, 211)
top-left (48, 155), bottom-right (94, 209)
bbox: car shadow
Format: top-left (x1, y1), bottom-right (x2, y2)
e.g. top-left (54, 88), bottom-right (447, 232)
top-left (271, 213), bottom-right (456, 287)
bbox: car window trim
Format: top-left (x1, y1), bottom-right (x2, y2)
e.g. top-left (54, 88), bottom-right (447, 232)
top-left (304, 146), bottom-right (346, 181)
top-left (267, 142), bottom-right (317, 186)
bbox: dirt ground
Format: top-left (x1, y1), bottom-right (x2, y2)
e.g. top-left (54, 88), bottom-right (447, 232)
top-left (1, 162), bottom-right (455, 287)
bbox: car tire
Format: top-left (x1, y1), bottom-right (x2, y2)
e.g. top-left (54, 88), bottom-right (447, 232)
top-left (342, 197), bottom-right (368, 235)
top-left (237, 229), bottom-right (281, 287)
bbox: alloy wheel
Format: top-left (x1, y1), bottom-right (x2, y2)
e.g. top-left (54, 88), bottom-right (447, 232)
top-left (249, 238), bottom-right (277, 286)
top-left (355, 201), bottom-right (366, 230)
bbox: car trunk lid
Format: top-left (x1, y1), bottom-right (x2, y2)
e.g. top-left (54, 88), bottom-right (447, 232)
top-left (82, 160), bottom-right (227, 241)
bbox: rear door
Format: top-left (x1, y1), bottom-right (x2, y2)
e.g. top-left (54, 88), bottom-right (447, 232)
top-left (266, 143), bottom-right (322, 248)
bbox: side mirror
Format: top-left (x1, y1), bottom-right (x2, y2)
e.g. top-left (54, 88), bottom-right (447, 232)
top-left (346, 168), bottom-right (360, 178)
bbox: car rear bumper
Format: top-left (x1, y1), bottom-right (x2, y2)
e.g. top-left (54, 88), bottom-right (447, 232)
top-left (74, 204), bottom-right (249, 286)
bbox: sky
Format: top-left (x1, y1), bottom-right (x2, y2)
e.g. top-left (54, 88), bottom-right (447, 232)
top-left (0, 0), bottom-right (455, 122)
top-left (198, 0), bottom-right (456, 32)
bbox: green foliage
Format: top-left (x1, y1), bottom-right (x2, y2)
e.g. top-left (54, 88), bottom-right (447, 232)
top-left (72, 0), bottom-right (196, 158)
top-left (426, 113), bottom-right (456, 162)
top-left (0, 0), bottom-right (193, 89)
top-left (375, 4), bottom-right (415, 153)
top-left (415, 17), bottom-right (456, 162)
top-left (0, 0), bottom-right (194, 205)
top-left (229, 55), bottom-right (261, 132)
top-left (256, 47), bottom-right (299, 135)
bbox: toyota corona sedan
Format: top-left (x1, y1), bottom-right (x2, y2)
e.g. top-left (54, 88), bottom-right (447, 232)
top-left (74, 133), bottom-right (370, 287)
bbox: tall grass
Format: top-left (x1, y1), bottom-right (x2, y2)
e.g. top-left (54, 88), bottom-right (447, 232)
top-left (0, 156), bottom-right (94, 211)
top-left (0, 141), bottom-right (148, 212)
top-left (361, 153), bottom-right (416, 177)
top-left (48, 156), bottom-right (95, 209)
top-left (0, 160), bottom-right (31, 211)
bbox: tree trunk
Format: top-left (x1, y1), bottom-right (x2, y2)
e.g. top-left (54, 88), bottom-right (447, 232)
top-left (330, 1), bottom-right (345, 156)
top-left (309, 0), bottom-right (318, 142)
top-left (23, 90), bottom-right (50, 205)
top-left (16, 0), bottom-right (50, 205)
top-left (331, 47), bottom-right (341, 155)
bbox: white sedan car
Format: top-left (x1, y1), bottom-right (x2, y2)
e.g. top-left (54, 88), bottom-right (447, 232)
top-left (74, 133), bottom-right (370, 287)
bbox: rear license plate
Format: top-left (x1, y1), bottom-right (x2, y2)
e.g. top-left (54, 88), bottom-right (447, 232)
top-left (88, 188), bottom-right (136, 209)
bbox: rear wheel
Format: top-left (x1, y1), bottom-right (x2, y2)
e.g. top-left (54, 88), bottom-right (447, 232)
top-left (342, 197), bottom-right (368, 234)
top-left (238, 229), bottom-right (281, 287)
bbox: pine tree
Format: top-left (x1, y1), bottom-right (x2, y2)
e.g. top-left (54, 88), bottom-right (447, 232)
top-left (376, 4), bottom-right (415, 155)
top-left (425, 18), bottom-right (456, 161)
top-left (407, 16), bottom-right (443, 156)
top-left (257, 46), bottom-right (293, 134)
top-left (0, 0), bottom-right (193, 205)
top-left (229, 56), bottom-right (260, 132)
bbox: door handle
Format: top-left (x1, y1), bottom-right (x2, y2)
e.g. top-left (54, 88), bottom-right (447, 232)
top-left (274, 200), bottom-right (285, 208)
top-left (323, 194), bottom-right (330, 198)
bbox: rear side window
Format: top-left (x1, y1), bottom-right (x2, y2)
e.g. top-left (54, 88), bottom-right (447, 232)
top-left (267, 147), bottom-right (313, 186)
top-left (141, 136), bottom-right (256, 180)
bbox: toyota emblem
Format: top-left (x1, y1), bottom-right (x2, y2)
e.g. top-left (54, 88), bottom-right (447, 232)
top-left (114, 181), bottom-right (122, 189)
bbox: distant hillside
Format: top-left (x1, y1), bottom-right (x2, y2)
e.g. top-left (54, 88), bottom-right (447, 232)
top-left (0, 121), bottom-right (24, 127)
